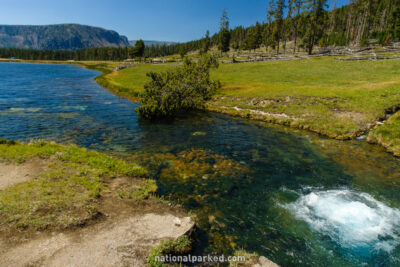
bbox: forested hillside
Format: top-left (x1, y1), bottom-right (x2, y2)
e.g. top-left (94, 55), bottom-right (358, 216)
top-left (147, 0), bottom-right (400, 56)
top-left (0, 24), bottom-right (129, 50)
top-left (0, 40), bottom-right (145, 61)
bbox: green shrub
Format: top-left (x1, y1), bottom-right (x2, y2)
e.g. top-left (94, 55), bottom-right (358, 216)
top-left (0, 138), bottom-right (16, 145)
top-left (136, 54), bottom-right (221, 120)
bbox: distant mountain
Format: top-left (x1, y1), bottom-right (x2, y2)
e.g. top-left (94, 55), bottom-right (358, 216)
top-left (0, 24), bottom-right (129, 50)
top-left (129, 40), bottom-right (177, 47)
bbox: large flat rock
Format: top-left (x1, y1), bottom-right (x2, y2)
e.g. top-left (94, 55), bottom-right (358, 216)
top-left (1, 213), bottom-right (194, 267)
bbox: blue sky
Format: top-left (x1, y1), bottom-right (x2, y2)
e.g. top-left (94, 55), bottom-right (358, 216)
top-left (0, 0), bottom-right (349, 42)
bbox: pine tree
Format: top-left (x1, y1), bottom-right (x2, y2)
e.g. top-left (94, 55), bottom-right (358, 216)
top-left (391, 0), bottom-right (400, 40)
top-left (218, 9), bottom-right (231, 53)
top-left (254, 22), bottom-right (263, 50)
top-left (243, 22), bottom-right (262, 51)
top-left (273, 0), bottom-right (286, 54)
top-left (133, 40), bottom-right (145, 58)
top-left (128, 46), bottom-right (135, 59)
top-left (179, 46), bottom-right (187, 59)
top-left (201, 30), bottom-right (211, 54)
top-left (265, 0), bottom-right (276, 51)
top-left (304, 0), bottom-right (328, 54)
top-left (290, 0), bottom-right (303, 54)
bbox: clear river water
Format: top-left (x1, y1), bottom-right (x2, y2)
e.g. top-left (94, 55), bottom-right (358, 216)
top-left (1, 62), bottom-right (400, 266)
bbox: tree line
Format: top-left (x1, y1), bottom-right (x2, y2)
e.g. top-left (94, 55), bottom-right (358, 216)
top-left (0, 40), bottom-right (145, 61)
top-left (1, 0), bottom-right (399, 60)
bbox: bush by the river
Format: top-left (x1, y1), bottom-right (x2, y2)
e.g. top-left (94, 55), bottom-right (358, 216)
top-left (136, 54), bottom-right (221, 120)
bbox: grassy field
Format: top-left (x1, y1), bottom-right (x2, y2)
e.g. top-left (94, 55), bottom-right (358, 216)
top-left (367, 112), bottom-right (400, 156)
top-left (103, 63), bottom-right (173, 99)
top-left (209, 57), bottom-right (400, 138)
top-left (104, 57), bottom-right (400, 152)
top-left (0, 140), bottom-right (149, 231)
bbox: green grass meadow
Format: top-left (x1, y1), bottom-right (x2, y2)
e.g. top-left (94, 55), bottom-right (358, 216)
top-left (105, 64), bottom-right (174, 98)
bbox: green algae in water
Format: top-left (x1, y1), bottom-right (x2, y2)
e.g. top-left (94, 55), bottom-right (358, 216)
top-left (192, 131), bottom-right (207, 136)
top-left (58, 113), bottom-right (78, 119)
top-left (61, 105), bottom-right (87, 111)
top-left (8, 107), bottom-right (42, 113)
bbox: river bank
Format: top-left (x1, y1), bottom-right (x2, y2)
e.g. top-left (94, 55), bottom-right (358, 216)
top-left (82, 57), bottom-right (400, 157)
top-left (0, 140), bottom-right (196, 266)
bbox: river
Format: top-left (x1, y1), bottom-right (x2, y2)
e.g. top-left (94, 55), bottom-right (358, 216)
top-left (1, 62), bottom-right (400, 266)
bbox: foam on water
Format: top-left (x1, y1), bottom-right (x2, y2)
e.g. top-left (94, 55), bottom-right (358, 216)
top-left (284, 189), bottom-right (400, 255)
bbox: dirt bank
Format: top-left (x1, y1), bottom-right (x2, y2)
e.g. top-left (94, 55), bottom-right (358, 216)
top-left (0, 159), bottom-right (46, 190)
top-left (1, 213), bottom-right (193, 267)
top-left (0, 151), bottom-right (195, 267)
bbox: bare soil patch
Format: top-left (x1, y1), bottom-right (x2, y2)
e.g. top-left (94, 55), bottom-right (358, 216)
top-left (332, 110), bottom-right (368, 127)
top-left (0, 159), bottom-right (46, 190)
